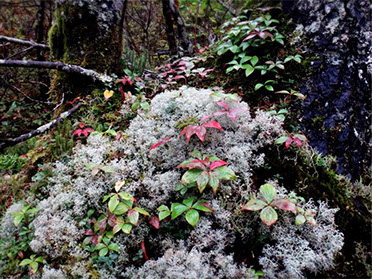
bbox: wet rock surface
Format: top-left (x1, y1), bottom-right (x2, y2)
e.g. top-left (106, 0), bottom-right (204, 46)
top-left (282, 0), bottom-right (371, 180)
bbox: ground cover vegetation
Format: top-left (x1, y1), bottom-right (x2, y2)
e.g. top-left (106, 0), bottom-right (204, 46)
top-left (0, 0), bottom-right (370, 278)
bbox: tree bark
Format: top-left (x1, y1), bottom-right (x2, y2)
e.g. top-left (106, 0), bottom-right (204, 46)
top-left (169, 0), bottom-right (194, 54)
top-left (162, 0), bottom-right (177, 55)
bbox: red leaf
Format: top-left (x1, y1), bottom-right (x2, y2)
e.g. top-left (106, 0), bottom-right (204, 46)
top-left (285, 137), bottom-right (293, 149)
top-left (98, 219), bottom-right (107, 233)
top-left (79, 123), bottom-right (85, 128)
top-left (217, 101), bottom-right (229, 111)
top-left (91, 235), bottom-right (99, 245)
top-left (141, 241), bottom-right (149, 261)
top-left (82, 129), bottom-right (88, 137)
top-left (84, 229), bottom-right (94, 236)
top-left (120, 87), bottom-right (126, 101)
top-left (243, 34), bottom-right (256, 41)
top-left (73, 129), bottom-right (82, 137)
top-left (177, 159), bottom-right (207, 170)
top-left (210, 160), bottom-right (228, 170)
top-left (149, 216), bottom-right (160, 229)
top-left (115, 132), bottom-right (122, 141)
top-left (293, 137), bottom-right (302, 147)
top-left (201, 115), bottom-right (213, 123)
top-left (85, 128), bottom-right (94, 134)
top-left (108, 215), bottom-right (117, 227)
top-left (195, 126), bottom-right (207, 142)
top-left (258, 32), bottom-right (266, 40)
top-left (202, 121), bottom-right (222, 131)
top-left (174, 75), bottom-right (186, 80)
top-left (149, 137), bottom-right (170, 152)
top-left (271, 199), bottom-right (297, 211)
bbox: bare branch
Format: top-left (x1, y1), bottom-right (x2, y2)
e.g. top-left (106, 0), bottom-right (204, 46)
top-left (0, 59), bottom-right (113, 84)
top-left (0, 102), bottom-right (83, 151)
top-left (0, 35), bottom-right (50, 50)
top-left (216, 0), bottom-right (237, 17)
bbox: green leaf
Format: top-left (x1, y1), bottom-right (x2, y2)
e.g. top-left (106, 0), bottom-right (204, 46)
top-left (140, 102), bottom-right (150, 110)
top-left (113, 223), bottom-right (124, 234)
top-left (13, 215), bottom-right (23, 227)
top-left (134, 207), bottom-right (149, 216)
top-left (30, 262), bottom-right (38, 273)
top-left (196, 171), bottom-right (209, 193)
top-left (230, 45), bottom-right (240, 53)
top-left (265, 85), bottom-right (274, 91)
top-left (190, 150), bottom-right (202, 159)
top-left (242, 199), bottom-right (267, 211)
top-left (108, 243), bottom-right (119, 252)
top-left (157, 205), bottom-right (171, 220)
top-left (245, 65), bottom-right (254, 77)
top-left (276, 38), bottom-right (284, 45)
top-left (181, 169), bottom-right (203, 184)
top-left (103, 237), bottom-right (110, 245)
top-left (251, 56), bottom-right (259, 66)
top-left (95, 243), bottom-right (106, 250)
top-left (275, 136), bottom-right (288, 144)
top-left (208, 173), bottom-right (220, 194)
top-left (182, 197), bottom-right (195, 208)
top-left (171, 203), bottom-right (189, 220)
top-left (260, 206), bottom-right (278, 226)
top-left (19, 259), bottom-right (32, 266)
top-left (132, 102), bottom-right (140, 111)
top-left (127, 210), bottom-right (139, 225)
top-left (108, 195), bottom-right (119, 213)
top-left (122, 224), bottom-right (133, 234)
top-left (27, 208), bottom-right (37, 214)
top-left (254, 83), bottom-right (264, 91)
top-left (192, 200), bottom-right (213, 212)
top-left (185, 209), bottom-right (199, 227)
top-left (35, 257), bottom-right (45, 263)
top-left (240, 56), bottom-right (252, 64)
top-left (213, 166), bottom-right (236, 181)
top-left (113, 202), bottom-right (130, 215)
top-left (99, 247), bottom-right (109, 257)
top-left (260, 184), bottom-right (277, 203)
top-left (118, 192), bottom-right (134, 201)
top-left (295, 214), bottom-right (306, 225)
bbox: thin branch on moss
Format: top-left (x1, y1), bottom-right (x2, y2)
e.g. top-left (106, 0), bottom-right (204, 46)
top-left (0, 101), bottom-right (83, 152)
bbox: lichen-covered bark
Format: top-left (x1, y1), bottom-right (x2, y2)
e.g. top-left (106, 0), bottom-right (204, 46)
top-left (282, 0), bottom-right (371, 180)
top-left (48, 0), bottom-right (124, 97)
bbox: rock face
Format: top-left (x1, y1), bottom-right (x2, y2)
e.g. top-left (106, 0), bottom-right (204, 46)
top-left (282, 0), bottom-right (371, 179)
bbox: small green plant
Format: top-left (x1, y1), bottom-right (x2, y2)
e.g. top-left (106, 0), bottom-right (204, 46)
top-left (19, 254), bottom-right (46, 273)
top-left (0, 154), bottom-right (27, 172)
top-left (12, 205), bottom-right (38, 227)
top-left (158, 197), bottom-right (213, 227)
top-left (266, 108), bottom-right (288, 121)
top-left (94, 237), bottom-right (119, 257)
top-left (103, 184), bottom-right (149, 234)
top-left (242, 184), bottom-right (297, 226)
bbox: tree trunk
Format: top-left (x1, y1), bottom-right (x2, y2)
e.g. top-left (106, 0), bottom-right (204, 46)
top-left (162, 0), bottom-right (177, 55)
top-left (48, 0), bottom-right (124, 98)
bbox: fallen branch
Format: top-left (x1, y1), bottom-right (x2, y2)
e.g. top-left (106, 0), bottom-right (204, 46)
top-left (0, 35), bottom-right (50, 50)
top-left (0, 59), bottom-right (113, 84)
top-left (0, 101), bottom-right (83, 151)
top-left (216, 0), bottom-right (237, 17)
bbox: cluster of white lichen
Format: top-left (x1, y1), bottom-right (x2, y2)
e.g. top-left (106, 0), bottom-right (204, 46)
top-left (1, 87), bottom-right (344, 278)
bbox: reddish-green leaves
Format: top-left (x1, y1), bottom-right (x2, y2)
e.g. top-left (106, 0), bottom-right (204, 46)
top-left (177, 151), bottom-right (236, 194)
top-left (201, 101), bottom-right (245, 123)
top-left (242, 184), bottom-right (297, 226)
top-left (180, 121), bottom-right (222, 143)
top-left (275, 134), bottom-right (308, 149)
